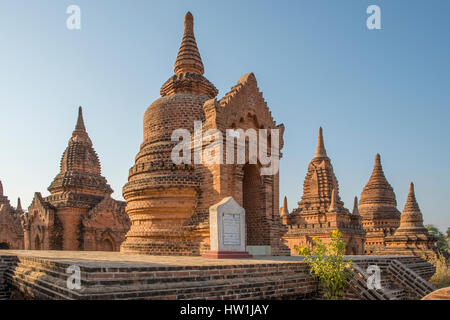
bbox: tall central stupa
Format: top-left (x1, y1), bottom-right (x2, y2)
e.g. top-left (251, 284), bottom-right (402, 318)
top-left (121, 12), bottom-right (288, 256)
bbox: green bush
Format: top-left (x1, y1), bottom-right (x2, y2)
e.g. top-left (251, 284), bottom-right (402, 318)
top-left (295, 230), bottom-right (353, 300)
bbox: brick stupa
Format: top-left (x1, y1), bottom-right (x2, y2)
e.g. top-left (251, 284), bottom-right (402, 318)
top-left (385, 182), bottom-right (437, 256)
top-left (121, 12), bottom-right (288, 256)
top-left (359, 154), bottom-right (401, 254)
top-left (282, 128), bottom-right (365, 255)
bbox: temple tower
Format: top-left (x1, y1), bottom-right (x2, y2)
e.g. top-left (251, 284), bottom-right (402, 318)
top-left (24, 107), bottom-right (129, 251)
top-left (282, 128), bottom-right (365, 255)
top-left (47, 107), bottom-right (112, 250)
top-left (359, 154), bottom-right (401, 254)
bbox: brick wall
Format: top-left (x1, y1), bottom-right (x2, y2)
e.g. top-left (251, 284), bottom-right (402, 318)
top-left (0, 253), bottom-right (436, 300)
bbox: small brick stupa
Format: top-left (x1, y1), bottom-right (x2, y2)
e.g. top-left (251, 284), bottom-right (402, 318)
top-left (0, 180), bottom-right (24, 249)
top-left (282, 128), bottom-right (365, 255)
top-left (359, 154), bottom-right (401, 254)
top-left (23, 107), bottom-right (130, 251)
top-left (385, 182), bottom-right (437, 256)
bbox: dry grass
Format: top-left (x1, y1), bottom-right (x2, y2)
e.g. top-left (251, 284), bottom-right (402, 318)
top-left (422, 251), bottom-right (450, 289)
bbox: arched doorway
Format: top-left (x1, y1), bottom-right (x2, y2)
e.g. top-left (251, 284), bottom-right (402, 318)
top-left (34, 235), bottom-right (41, 250)
top-left (0, 242), bottom-right (9, 249)
top-left (101, 238), bottom-right (114, 251)
top-left (242, 163), bottom-right (269, 246)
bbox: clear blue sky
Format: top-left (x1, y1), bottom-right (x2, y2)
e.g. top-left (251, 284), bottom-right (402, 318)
top-left (0, 0), bottom-right (448, 232)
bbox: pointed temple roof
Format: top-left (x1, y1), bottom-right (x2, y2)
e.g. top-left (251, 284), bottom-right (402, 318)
top-left (0, 179), bottom-right (3, 196)
top-left (293, 128), bottom-right (349, 215)
top-left (16, 197), bottom-right (23, 212)
top-left (280, 196), bottom-right (289, 216)
top-left (47, 107), bottom-right (112, 206)
top-left (352, 196), bottom-right (360, 215)
top-left (358, 154), bottom-right (401, 220)
top-left (394, 182), bottom-right (429, 236)
top-left (174, 11), bottom-right (204, 75)
top-left (160, 12), bottom-right (217, 98)
top-left (71, 106), bottom-right (91, 144)
top-left (314, 127), bottom-right (327, 158)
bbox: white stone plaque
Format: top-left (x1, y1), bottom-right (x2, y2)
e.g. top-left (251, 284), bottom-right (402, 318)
top-left (207, 197), bottom-right (247, 253)
top-left (223, 213), bottom-right (240, 245)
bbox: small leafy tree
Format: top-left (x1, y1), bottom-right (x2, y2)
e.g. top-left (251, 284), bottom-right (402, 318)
top-left (295, 230), bottom-right (353, 300)
top-left (425, 225), bottom-right (450, 253)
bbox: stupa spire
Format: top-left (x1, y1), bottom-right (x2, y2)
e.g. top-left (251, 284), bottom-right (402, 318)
top-left (352, 196), bottom-right (360, 215)
top-left (17, 197), bottom-right (22, 212)
top-left (71, 106), bottom-right (91, 144)
top-left (75, 106), bottom-right (86, 132)
top-left (314, 127), bottom-right (327, 158)
top-left (0, 180), bottom-right (3, 196)
top-left (403, 182), bottom-right (421, 216)
top-left (174, 12), bottom-right (204, 75)
top-left (280, 196), bottom-right (289, 216)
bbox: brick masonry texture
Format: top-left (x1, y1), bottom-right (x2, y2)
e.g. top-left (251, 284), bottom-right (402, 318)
top-left (121, 12), bottom-right (288, 256)
top-left (0, 250), bottom-right (436, 300)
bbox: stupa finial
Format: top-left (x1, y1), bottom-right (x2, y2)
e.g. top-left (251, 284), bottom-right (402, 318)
top-left (71, 106), bottom-right (91, 144)
top-left (404, 181), bottom-right (420, 213)
top-left (314, 127), bottom-right (327, 158)
top-left (17, 197), bottom-right (22, 211)
top-left (75, 106), bottom-right (86, 132)
top-left (352, 196), bottom-right (360, 215)
top-left (174, 11), bottom-right (205, 75)
top-left (280, 196), bottom-right (289, 216)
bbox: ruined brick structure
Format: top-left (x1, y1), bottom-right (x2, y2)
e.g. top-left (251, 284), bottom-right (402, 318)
top-left (0, 181), bottom-right (24, 249)
top-left (22, 107), bottom-right (130, 251)
top-left (121, 12), bottom-right (288, 256)
top-left (384, 182), bottom-right (437, 256)
top-left (359, 154), bottom-right (401, 254)
top-left (281, 128), bottom-right (365, 255)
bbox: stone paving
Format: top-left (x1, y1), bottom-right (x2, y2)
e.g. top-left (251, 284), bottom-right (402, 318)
top-left (0, 250), bottom-right (306, 268)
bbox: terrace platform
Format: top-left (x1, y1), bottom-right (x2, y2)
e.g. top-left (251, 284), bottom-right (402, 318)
top-left (0, 250), bottom-right (436, 300)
